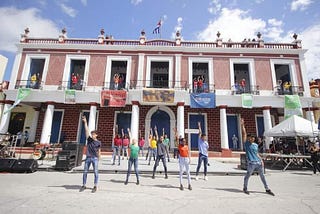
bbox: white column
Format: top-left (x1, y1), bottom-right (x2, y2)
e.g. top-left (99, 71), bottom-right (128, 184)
top-left (220, 106), bottom-right (229, 150)
top-left (306, 110), bottom-right (315, 123)
top-left (0, 101), bottom-right (13, 134)
top-left (137, 53), bottom-right (145, 88)
top-left (40, 102), bottom-right (54, 144)
top-left (263, 106), bottom-right (273, 151)
top-left (130, 101), bottom-right (140, 140)
top-left (88, 103), bottom-right (97, 133)
top-left (177, 102), bottom-right (184, 137)
top-left (29, 108), bottom-right (40, 142)
top-left (175, 54), bottom-right (182, 88)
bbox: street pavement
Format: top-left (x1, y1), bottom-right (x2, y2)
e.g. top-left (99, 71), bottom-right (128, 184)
top-left (0, 155), bottom-right (320, 214)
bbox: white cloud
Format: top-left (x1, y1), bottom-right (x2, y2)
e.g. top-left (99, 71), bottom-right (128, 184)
top-left (208, 0), bottom-right (222, 15)
top-left (59, 3), bottom-right (77, 18)
top-left (80, 0), bottom-right (88, 6)
top-left (0, 7), bottom-right (60, 53)
top-left (291, 0), bottom-right (313, 11)
top-left (255, 0), bottom-right (264, 3)
top-left (197, 8), bottom-right (266, 42)
top-left (171, 17), bottom-right (183, 39)
top-left (131, 0), bottom-right (143, 5)
top-left (299, 24), bottom-right (320, 80)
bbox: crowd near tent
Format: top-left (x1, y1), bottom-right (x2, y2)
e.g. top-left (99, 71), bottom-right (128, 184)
top-left (264, 115), bottom-right (318, 137)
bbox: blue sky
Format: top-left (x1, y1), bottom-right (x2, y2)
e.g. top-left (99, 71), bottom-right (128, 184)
top-left (0, 0), bottom-right (319, 81)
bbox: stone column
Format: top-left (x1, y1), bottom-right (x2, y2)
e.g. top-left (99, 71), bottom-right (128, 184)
top-left (40, 102), bottom-right (55, 144)
top-left (305, 108), bottom-right (315, 123)
top-left (137, 53), bottom-right (145, 88)
top-left (263, 106), bottom-right (273, 151)
top-left (177, 102), bottom-right (185, 138)
top-left (89, 103), bottom-right (98, 133)
top-left (0, 100), bottom-right (14, 134)
top-left (29, 108), bottom-right (40, 142)
top-left (220, 105), bottom-right (231, 157)
top-left (130, 101), bottom-right (140, 141)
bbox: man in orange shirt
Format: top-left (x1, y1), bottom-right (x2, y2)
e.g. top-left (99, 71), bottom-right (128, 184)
top-left (178, 138), bottom-right (192, 190)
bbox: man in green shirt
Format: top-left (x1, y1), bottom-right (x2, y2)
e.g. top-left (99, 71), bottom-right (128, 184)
top-left (124, 128), bottom-right (140, 185)
top-left (162, 128), bottom-right (171, 162)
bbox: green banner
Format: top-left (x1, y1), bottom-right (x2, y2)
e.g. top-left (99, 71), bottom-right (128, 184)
top-left (284, 95), bottom-right (302, 119)
top-left (4, 88), bottom-right (31, 114)
top-left (242, 93), bottom-right (253, 109)
top-left (65, 89), bottom-right (76, 104)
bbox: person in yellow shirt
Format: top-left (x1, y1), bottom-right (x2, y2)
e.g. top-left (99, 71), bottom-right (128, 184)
top-left (30, 73), bottom-right (37, 88)
top-left (148, 127), bottom-right (157, 165)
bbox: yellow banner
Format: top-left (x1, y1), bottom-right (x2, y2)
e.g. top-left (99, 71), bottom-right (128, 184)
top-left (143, 89), bottom-right (174, 103)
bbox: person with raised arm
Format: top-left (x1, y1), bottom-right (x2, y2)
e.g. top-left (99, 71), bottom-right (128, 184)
top-left (122, 128), bottom-right (130, 160)
top-left (162, 128), bottom-right (171, 162)
top-left (124, 128), bottom-right (140, 185)
top-left (178, 137), bottom-right (192, 191)
top-left (152, 126), bottom-right (168, 179)
top-left (148, 127), bottom-right (157, 165)
top-left (195, 122), bottom-right (209, 181)
top-left (112, 125), bottom-right (122, 166)
top-left (79, 115), bottom-right (101, 193)
top-left (241, 118), bottom-right (275, 196)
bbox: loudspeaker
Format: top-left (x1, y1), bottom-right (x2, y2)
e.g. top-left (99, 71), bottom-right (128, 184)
top-left (0, 159), bottom-right (16, 172)
top-left (55, 150), bottom-right (76, 171)
top-left (11, 159), bottom-right (38, 173)
top-left (61, 143), bottom-right (84, 167)
top-left (75, 145), bottom-right (84, 167)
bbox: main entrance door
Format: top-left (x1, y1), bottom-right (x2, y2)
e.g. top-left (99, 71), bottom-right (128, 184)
top-left (189, 114), bottom-right (205, 150)
top-left (151, 110), bottom-right (170, 139)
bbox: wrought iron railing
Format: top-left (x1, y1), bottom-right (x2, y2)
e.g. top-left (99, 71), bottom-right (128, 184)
top-left (102, 82), bottom-right (129, 90)
top-left (274, 85), bottom-right (304, 96)
top-left (231, 85), bottom-right (260, 95)
top-left (58, 80), bottom-right (86, 91)
top-left (15, 80), bottom-right (43, 90)
top-left (129, 80), bottom-right (188, 90)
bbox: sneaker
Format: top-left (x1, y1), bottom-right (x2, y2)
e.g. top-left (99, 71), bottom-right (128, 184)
top-left (79, 186), bottom-right (86, 192)
top-left (136, 180), bottom-right (140, 185)
top-left (266, 189), bottom-right (275, 196)
top-left (165, 175), bottom-right (168, 179)
top-left (195, 176), bottom-right (199, 181)
top-left (118, 163), bottom-right (120, 166)
top-left (207, 163), bottom-right (210, 166)
top-left (124, 181), bottom-right (128, 185)
top-left (92, 186), bottom-right (97, 193)
top-left (180, 184), bottom-right (184, 191)
top-left (188, 184), bottom-right (192, 190)
top-left (243, 188), bottom-right (249, 195)
top-left (112, 163), bottom-right (115, 165)
top-left (152, 175), bottom-right (155, 179)
top-left (204, 176), bottom-right (208, 181)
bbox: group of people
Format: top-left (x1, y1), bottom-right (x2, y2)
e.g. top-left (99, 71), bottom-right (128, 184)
top-left (71, 73), bottom-right (84, 90)
top-left (113, 73), bottom-right (125, 90)
top-left (276, 79), bottom-right (292, 95)
top-left (193, 76), bottom-right (207, 93)
top-left (79, 116), bottom-right (275, 196)
top-left (29, 73), bottom-right (41, 89)
top-left (234, 78), bottom-right (246, 94)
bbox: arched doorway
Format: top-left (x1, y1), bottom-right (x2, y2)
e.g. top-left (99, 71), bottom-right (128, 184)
top-left (145, 106), bottom-right (176, 149)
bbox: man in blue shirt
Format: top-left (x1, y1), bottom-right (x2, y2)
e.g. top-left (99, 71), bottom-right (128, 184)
top-left (80, 116), bottom-right (101, 193)
top-left (241, 118), bottom-right (274, 196)
top-left (195, 122), bottom-right (209, 181)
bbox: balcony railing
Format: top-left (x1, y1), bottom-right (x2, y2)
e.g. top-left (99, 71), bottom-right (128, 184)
top-left (24, 38), bottom-right (300, 50)
top-left (274, 85), bottom-right (304, 96)
top-left (129, 80), bottom-right (188, 90)
top-left (102, 82), bottom-right (129, 90)
top-left (189, 83), bottom-right (215, 93)
top-left (231, 85), bottom-right (260, 95)
top-left (15, 80), bottom-right (43, 90)
top-left (58, 80), bottom-right (86, 91)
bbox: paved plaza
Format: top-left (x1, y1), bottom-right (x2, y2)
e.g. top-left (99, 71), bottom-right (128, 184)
top-left (0, 156), bottom-right (319, 214)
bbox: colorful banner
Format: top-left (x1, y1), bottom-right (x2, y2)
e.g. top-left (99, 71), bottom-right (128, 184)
top-left (190, 93), bottom-right (215, 108)
top-left (64, 89), bottom-right (76, 104)
top-left (143, 89), bottom-right (174, 103)
top-left (4, 88), bottom-right (31, 114)
top-left (101, 90), bottom-right (127, 107)
top-left (241, 93), bottom-right (253, 109)
top-left (284, 95), bottom-right (302, 119)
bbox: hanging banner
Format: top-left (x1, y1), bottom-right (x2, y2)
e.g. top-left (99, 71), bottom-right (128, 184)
top-left (190, 93), bottom-right (215, 108)
top-left (241, 93), bottom-right (253, 109)
top-left (284, 95), bottom-right (302, 119)
top-left (100, 90), bottom-right (127, 107)
top-left (64, 89), bottom-right (76, 104)
top-left (143, 89), bottom-right (174, 103)
top-left (4, 88), bottom-right (31, 114)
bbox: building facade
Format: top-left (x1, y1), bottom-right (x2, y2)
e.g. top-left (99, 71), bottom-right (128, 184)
top-left (0, 28), bottom-right (315, 153)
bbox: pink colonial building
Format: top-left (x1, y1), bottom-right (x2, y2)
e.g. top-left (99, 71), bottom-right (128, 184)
top-left (0, 28), bottom-right (314, 154)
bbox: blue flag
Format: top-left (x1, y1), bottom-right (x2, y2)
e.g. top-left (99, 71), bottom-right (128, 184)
top-left (190, 93), bottom-right (216, 108)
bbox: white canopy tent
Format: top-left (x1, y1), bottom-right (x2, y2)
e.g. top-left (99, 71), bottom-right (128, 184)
top-left (264, 115), bottom-right (318, 137)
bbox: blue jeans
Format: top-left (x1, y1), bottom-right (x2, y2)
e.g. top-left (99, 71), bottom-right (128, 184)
top-left (83, 157), bottom-right (99, 186)
top-left (112, 146), bottom-right (121, 164)
top-left (126, 157), bottom-right (139, 182)
top-left (152, 155), bottom-right (167, 176)
top-left (243, 161), bottom-right (269, 190)
top-left (196, 153), bottom-right (208, 176)
top-left (148, 148), bottom-right (157, 164)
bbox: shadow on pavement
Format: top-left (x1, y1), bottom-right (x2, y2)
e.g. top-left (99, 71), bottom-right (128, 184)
top-left (214, 188), bottom-right (243, 193)
top-left (48, 185), bottom-right (82, 190)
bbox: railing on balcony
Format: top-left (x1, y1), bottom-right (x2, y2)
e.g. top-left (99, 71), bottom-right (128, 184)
top-left (231, 85), bottom-right (260, 95)
top-left (129, 80), bottom-right (188, 90)
top-left (102, 82), bottom-right (129, 90)
top-left (58, 80), bottom-right (86, 91)
top-left (189, 83), bottom-right (215, 93)
top-left (274, 85), bottom-right (304, 96)
top-left (24, 38), bottom-right (299, 50)
top-left (15, 80), bottom-right (43, 90)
